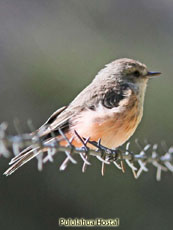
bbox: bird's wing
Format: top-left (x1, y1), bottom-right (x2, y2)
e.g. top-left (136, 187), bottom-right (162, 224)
top-left (4, 84), bottom-right (100, 176)
top-left (35, 105), bottom-right (70, 137)
top-left (6, 106), bottom-right (72, 169)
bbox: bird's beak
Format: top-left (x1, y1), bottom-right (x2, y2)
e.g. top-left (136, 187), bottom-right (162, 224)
top-left (147, 71), bottom-right (161, 78)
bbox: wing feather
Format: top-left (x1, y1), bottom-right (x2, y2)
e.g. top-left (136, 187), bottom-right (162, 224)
top-left (4, 106), bottom-right (73, 175)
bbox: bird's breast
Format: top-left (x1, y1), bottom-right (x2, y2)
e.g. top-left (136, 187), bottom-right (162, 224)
top-left (70, 94), bottom-right (143, 149)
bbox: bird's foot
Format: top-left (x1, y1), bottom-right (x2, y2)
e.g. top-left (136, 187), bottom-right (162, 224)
top-left (87, 139), bottom-right (120, 161)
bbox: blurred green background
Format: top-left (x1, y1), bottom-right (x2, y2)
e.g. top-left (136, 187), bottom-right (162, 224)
top-left (0, 0), bottom-right (173, 229)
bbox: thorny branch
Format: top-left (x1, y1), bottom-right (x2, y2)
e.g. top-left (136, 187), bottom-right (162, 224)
top-left (0, 122), bottom-right (173, 181)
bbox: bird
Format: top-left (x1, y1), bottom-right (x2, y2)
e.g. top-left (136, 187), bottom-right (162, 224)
top-left (4, 58), bottom-right (161, 176)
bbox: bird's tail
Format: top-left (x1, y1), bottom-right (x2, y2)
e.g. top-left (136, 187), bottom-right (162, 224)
top-left (3, 134), bottom-right (69, 176)
top-left (3, 147), bottom-right (41, 176)
top-left (3, 129), bottom-right (82, 176)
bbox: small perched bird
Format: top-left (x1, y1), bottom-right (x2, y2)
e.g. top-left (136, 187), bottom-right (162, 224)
top-left (4, 58), bottom-right (161, 176)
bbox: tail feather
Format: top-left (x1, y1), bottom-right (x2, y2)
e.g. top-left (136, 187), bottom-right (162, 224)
top-left (4, 137), bottom-right (57, 176)
top-left (9, 146), bottom-right (33, 165)
top-left (4, 148), bottom-right (41, 176)
top-left (3, 105), bottom-right (70, 176)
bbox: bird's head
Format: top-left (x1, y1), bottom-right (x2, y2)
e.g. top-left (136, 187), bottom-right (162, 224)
top-left (94, 58), bottom-right (161, 96)
top-left (111, 58), bottom-right (161, 85)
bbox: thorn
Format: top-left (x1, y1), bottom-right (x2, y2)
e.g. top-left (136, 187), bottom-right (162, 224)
top-left (82, 154), bottom-right (90, 173)
top-left (125, 159), bottom-right (137, 171)
top-left (59, 157), bottom-right (70, 171)
top-left (36, 152), bottom-right (44, 171)
top-left (113, 161), bottom-right (122, 170)
top-left (132, 169), bottom-right (138, 179)
top-left (27, 119), bottom-right (35, 132)
top-left (120, 161), bottom-right (126, 173)
top-left (74, 130), bottom-right (88, 151)
top-left (135, 139), bottom-right (143, 150)
top-left (101, 162), bottom-right (105, 176)
top-left (96, 155), bottom-right (110, 164)
top-left (13, 118), bottom-right (23, 135)
top-left (59, 128), bottom-right (72, 147)
top-left (164, 161), bottom-right (173, 172)
top-left (79, 153), bottom-right (91, 166)
top-left (64, 151), bottom-right (77, 164)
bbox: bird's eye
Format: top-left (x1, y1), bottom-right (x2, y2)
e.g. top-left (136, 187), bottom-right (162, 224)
top-left (133, 70), bottom-right (140, 77)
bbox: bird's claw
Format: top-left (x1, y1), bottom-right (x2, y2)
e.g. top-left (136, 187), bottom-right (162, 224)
top-left (87, 139), bottom-right (120, 161)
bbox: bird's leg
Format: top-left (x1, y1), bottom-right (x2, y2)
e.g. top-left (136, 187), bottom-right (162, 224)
top-left (86, 139), bottom-right (120, 161)
top-left (74, 131), bottom-right (120, 162)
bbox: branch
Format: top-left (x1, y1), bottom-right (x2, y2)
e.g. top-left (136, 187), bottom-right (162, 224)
top-left (0, 122), bottom-right (173, 181)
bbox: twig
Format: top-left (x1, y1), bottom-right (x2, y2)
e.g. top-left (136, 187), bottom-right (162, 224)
top-left (0, 122), bottom-right (173, 180)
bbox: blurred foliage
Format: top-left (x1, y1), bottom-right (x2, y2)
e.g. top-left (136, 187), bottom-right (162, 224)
top-left (0, 0), bottom-right (173, 230)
